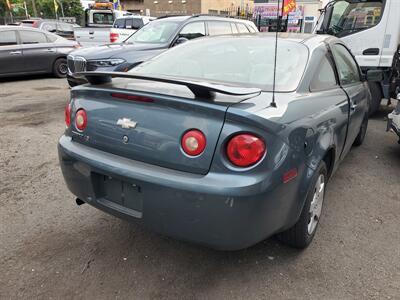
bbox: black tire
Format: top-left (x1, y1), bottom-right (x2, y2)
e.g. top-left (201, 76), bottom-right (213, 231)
top-left (368, 82), bottom-right (383, 116)
top-left (353, 114), bottom-right (368, 146)
top-left (53, 58), bottom-right (68, 78)
top-left (277, 162), bottom-right (328, 249)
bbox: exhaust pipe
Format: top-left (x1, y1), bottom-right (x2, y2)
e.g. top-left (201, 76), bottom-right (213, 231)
top-left (76, 198), bottom-right (86, 206)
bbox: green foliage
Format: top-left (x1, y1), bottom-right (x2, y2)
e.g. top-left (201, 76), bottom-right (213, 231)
top-left (1, 0), bottom-right (83, 20)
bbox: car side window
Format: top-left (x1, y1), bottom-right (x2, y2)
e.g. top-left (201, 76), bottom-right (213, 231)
top-left (19, 31), bottom-right (48, 44)
top-left (331, 44), bottom-right (360, 85)
top-left (58, 22), bottom-right (74, 33)
top-left (236, 23), bottom-right (250, 33)
top-left (179, 22), bottom-right (205, 40)
top-left (208, 21), bottom-right (232, 36)
top-left (310, 55), bottom-right (338, 92)
top-left (127, 18), bottom-right (144, 30)
top-left (46, 33), bottom-right (58, 43)
top-left (248, 25), bottom-right (257, 33)
top-left (0, 31), bottom-right (18, 46)
top-left (230, 23), bottom-right (238, 34)
top-left (114, 18), bottom-right (125, 28)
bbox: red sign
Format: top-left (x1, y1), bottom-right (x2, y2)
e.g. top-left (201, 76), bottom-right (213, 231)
top-left (283, 0), bottom-right (296, 16)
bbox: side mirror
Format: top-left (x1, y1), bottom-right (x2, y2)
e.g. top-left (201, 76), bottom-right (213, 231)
top-left (366, 69), bottom-right (383, 82)
top-left (174, 37), bottom-right (189, 46)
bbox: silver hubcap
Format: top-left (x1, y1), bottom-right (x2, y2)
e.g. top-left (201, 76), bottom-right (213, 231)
top-left (59, 63), bottom-right (68, 75)
top-left (308, 174), bottom-right (325, 235)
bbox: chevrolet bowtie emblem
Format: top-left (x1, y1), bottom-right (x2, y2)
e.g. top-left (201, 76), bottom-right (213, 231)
top-left (117, 118), bottom-right (137, 129)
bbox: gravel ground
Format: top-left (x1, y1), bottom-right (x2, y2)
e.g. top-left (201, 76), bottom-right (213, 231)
top-left (0, 77), bottom-right (399, 299)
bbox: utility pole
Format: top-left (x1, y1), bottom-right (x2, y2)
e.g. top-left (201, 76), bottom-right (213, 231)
top-left (31, 0), bottom-right (38, 17)
top-left (23, 1), bottom-right (29, 18)
top-left (58, 0), bottom-right (65, 18)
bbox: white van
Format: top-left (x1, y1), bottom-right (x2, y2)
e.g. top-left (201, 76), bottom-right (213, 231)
top-left (110, 15), bottom-right (155, 43)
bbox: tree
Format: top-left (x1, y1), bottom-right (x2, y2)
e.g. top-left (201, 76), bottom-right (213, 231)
top-left (0, 2), bottom-right (7, 17)
top-left (61, 0), bottom-right (84, 21)
top-left (1, 0), bottom-right (83, 23)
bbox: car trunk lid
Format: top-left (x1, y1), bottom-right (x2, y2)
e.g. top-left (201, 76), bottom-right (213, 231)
top-left (70, 77), bottom-right (260, 175)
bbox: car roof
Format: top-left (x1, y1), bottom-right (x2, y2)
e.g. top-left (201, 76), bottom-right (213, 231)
top-left (183, 33), bottom-right (340, 52)
top-left (254, 33), bottom-right (338, 49)
top-left (116, 15), bottom-right (154, 19)
top-left (189, 15), bottom-right (253, 23)
top-left (152, 15), bottom-right (256, 26)
top-left (0, 26), bottom-right (53, 34)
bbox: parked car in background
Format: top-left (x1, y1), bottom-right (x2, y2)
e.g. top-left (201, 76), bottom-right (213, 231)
top-left (73, 5), bottom-right (132, 47)
top-left (0, 26), bottom-right (79, 78)
top-left (67, 15), bottom-right (258, 86)
top-left (59, 34), bottom-right (378, 250)
top-left (110, 15), bottom-right (155, 43)
top-left (21, 19), bottom-right (81, 40)
top-left (387, 94), bottom-right (400, 144)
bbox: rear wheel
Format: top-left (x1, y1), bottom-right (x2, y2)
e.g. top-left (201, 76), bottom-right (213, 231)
top-left (277, 162), bottom-right (327, 249)
top-left (368, 82), bottom-right (383, 116)
top-left (53, 58), bottom-right (68, 78)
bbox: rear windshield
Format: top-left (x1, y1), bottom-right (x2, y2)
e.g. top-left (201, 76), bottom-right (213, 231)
top-left (93, 13), bottom-right (114, 25)
top-left (130, 37), bottom-right (309, 92)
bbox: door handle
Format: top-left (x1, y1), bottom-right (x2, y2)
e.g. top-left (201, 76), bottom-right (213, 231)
top-left (45, 49), bottom-right (56, 53)
top-left (10, 51), bottom-right (22, 55)
top-left (350, 103), bottom-right (358, 110)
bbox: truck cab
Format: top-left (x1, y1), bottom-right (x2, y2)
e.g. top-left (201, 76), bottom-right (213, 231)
top-left (316, 0), bottom-right (400, 114)
top-left (74, 1), bottom-right (132, 46)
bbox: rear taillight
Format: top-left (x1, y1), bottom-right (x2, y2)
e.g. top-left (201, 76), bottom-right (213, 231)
top-left (110, 32), bottom-right (119, 43)
top-left (75, 109), bottom-right (87, 131)
top-left (65, 103), bottom-right (71, 127)
top-left (181, 129), bottom-right (206, 156)
top-left (226, 134), bottom-right (266, 167)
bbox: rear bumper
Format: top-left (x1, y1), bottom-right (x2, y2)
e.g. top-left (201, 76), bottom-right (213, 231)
top-left (58, 135), bottom-right (308, 250)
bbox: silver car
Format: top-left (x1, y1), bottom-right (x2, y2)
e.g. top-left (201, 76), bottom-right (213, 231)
top-left (0, 26), bottom-right (79, 78)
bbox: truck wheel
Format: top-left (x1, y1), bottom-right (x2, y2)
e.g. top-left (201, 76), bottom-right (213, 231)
top-left (277, 162), bottom-right (327, 249)
top-left (53, 58), bottom-right (68, 78)
top-left (353, 114), bottom-right (368, 146)
top-left (368, 82), bottom-right (383, 116)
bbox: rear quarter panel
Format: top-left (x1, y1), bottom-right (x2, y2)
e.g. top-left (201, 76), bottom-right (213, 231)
top-left (229, 88), bottom-right (349, 227)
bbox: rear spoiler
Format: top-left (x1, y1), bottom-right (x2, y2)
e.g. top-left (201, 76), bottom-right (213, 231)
top-left (77, 71), bottom-right (261, 100)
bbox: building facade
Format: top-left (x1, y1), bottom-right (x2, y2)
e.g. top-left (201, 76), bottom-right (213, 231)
top-left (120, 0), bottom-right (254, 17)
top-left (253, 0), bottom-right (323, 33)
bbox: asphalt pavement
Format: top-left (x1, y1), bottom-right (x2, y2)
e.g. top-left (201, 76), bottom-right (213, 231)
top-left (0, 76), bottom-right (399, 299)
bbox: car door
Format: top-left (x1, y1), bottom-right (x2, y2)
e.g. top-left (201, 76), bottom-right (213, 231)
top-left (331, 43), bottom-right (368, 156)
top-left (18, 29), bottom-right (56, 73)
top-left (0, 30), bottom-right (24, 75)
top-left (309, 50), bottom-right (350, 160)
